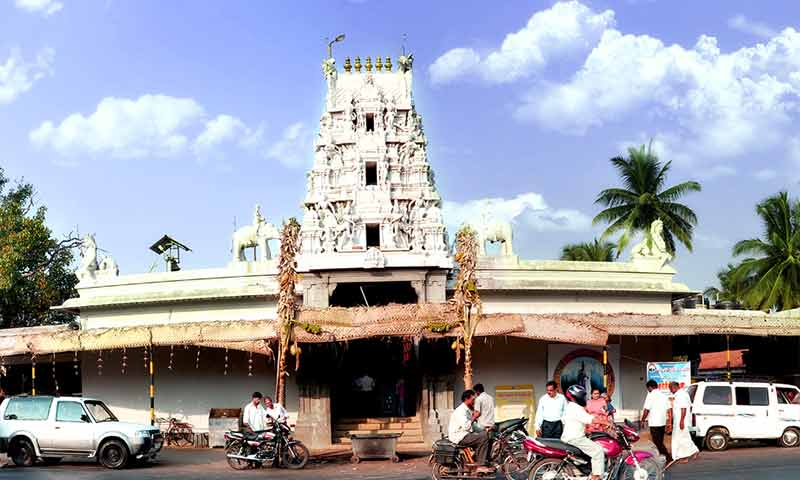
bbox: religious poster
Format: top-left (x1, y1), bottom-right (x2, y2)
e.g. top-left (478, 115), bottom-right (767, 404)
top-left (647, 361), bottom-right (691, 393)
top-left (495, 384), bottom-right (535, 432)
top-left (547, 344), bottom-right (621, 408)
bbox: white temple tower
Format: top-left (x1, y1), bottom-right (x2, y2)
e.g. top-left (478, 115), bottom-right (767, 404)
top-left (298, 53), bottom-right (451, 307)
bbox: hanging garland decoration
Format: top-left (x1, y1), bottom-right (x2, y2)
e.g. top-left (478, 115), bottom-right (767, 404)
top-left (143, 346), bottom-right (149, 375)
top-left (248, 351), bottom-right (253, 377)
top-left (73, 351), bottom-right (79, 376)
top-left (31, 353), bottom-right (37, 395)
top-left (224, 348), bottom-right (229, 376)
top-left (121, 347), bottom-right (128, 375)
top-left (97, 350), bottom-right (104, 376)
top-left (0, 355), bottom-right (6, 377)
top-left (168, 345), bottom-right (174, 371)
top-left (195, 347), bottom-right (201, 370)
top-left (52, 353), bottom-right (59, 395)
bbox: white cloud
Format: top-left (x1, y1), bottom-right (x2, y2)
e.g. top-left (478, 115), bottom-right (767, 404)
top-left (429, 1), bottom-right (615, 85)
top-left (194, 114), bottom-right (264, 157)
top-left (0, 47), bottom-right (55, 104)
top-left (15, 0), bottom-right (63, 16)
top-left (697, 165), bottom-right (737, 180)
top-left (754, 169), bottom-right (777, 181)
top-left (30, 94), bottom-right (206, 159)
top-left (518, 25), bottom-right (800, 166)
top-left (728, 14), bottom-right (777, 39)
top-left (264, 122), bottom-right (311, 168)
top-left (443, 192), bottom-right (592, 233)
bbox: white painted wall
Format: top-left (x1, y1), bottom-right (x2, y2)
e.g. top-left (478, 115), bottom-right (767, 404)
top-left (481, 292), bottom-right (673, 315)
top-left (80, 347), bottom-right (298, 432)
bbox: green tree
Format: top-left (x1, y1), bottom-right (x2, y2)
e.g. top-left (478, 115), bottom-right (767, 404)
top-left (730, 192), bottom-right (800, 311)
top-left (560, 238), bottom-right (616, 262)
top-left (0, 168), bottom-right (78, 329)
top-left (593, 142), bottom-right (702, 256)
top-left (703, 263), bottom-right (749, 304)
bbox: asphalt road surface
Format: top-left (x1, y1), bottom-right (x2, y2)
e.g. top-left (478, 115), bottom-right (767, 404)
top-left (2, 446), bottom-right (800, 479)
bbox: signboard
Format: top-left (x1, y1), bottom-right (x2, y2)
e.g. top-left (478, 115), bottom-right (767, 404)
top-left (647, 361), bottom-right (691, 393)
top-left (547, 344), bottom-right (621, 408)
top-left (495, 384), bottom-right (535, 432)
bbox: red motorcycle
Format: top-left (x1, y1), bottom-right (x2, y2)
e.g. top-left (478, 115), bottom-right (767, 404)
top-left (525, 420), bottom-right (662, 480)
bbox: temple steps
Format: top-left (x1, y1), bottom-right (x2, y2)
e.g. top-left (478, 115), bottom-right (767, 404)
top-left (332, 416), bottom-right (425, 446)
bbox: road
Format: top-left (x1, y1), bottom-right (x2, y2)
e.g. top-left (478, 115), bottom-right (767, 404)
top-left (2, 446), bottom-right (800, 479)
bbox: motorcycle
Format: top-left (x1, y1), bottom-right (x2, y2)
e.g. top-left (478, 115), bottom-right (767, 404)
top-left (430, 418), bottom-right (539, 480)
top-left (491, 418), bottom-right (540, 480)
top-left (526, 420), bottom-right (662, 480)
top-left (224, 420), bottom-right (310, 471)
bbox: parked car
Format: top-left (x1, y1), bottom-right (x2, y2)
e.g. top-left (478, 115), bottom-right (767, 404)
top-left (0, 395), bottom-right (163, 469)
top-left (687, 381), bottom-right (800, 451)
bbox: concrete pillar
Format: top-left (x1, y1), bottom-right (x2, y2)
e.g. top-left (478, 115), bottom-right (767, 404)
top-left (294, 382), bottom-right (332, 450)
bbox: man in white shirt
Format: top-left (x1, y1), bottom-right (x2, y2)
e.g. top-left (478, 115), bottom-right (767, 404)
top-left (448, 390), bottom-right (492, 474)
top-left (263, 396), bottom-right (288, 423)
top-left (535, 381), bottom-right (567, 438)
top-left (669, 382), bottom-right (699, 466)
top-left (242, 392), bottom-right (267, 432)
top-left (641, 380), bottom-right (672, 463)
top-left (562, 385), bottom-right (608, 480)
top-left (473, 383), bottom-right (495, 430)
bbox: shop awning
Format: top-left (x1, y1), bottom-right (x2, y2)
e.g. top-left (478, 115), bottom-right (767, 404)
top-left (4, 307), bottom-right (798, 358)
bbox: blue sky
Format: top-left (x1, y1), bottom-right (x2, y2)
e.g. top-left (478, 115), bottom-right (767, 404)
top-left (2, 0), bottom-right (799, 290)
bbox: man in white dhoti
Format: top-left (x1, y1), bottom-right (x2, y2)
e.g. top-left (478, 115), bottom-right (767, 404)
top-left (667, 382), bottom-right (699, 469)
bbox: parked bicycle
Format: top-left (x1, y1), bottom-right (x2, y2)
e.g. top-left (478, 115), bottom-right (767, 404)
top-left (157, 417), bottom-right (194, 447)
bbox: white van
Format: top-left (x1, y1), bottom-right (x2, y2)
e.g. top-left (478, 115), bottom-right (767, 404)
top-left (687, 381), bottom-right (800, 451)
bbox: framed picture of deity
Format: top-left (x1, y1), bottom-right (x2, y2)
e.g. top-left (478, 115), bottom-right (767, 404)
top-left (550, 347), bottom-right (617, 399)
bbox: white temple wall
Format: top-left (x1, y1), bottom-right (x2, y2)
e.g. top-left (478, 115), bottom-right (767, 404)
top-left (480, 291), bottom-right (673, 315)
top-left (466, 336), bottom-right (671, 415)
top-left (80, 347), bottom-right (297, 432)
top-left (81, 299), bottom-right (278, 329)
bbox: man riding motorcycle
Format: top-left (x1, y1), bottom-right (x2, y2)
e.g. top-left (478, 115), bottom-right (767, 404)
top-left (562, 385), bottom-right (610, 480)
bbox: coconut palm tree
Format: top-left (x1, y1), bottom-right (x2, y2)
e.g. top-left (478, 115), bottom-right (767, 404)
top-left (593, 142), bottom-right (702, 256)
top-left (560, 239), bottom-right (616, 262)
top-left (703, 263), bottom-right (748, 304)
top-left (452, 225), bottom-right (482, 390)
top-left (730, 192), bottom-right (800, 311)
top-left (275, 217), bottom-right (300, 405)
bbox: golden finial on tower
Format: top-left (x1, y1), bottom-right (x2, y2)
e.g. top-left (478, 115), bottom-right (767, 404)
top-left (375, 56), bottom-right (383, 71)
top-left (365, 56), bottom-right (373, 72)
top-left (354, 56), bottom-right (362, 72)
top-left (344, 57), bottom-right (352, 73)
top-left (385, 56), bottom-right (392, 71)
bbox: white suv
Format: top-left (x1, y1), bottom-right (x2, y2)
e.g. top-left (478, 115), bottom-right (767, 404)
top-left (687, 381), bottom-right (800, 451)
top-left (0, 395), bottom-right (163, 469)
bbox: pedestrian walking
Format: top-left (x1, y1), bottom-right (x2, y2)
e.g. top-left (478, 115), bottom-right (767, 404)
top-left (667, 381), bottom-right (699, 469)
top-left (641, 380), bottom-right (672, 463)
top-left (535, 381), bottom-right (567, 438)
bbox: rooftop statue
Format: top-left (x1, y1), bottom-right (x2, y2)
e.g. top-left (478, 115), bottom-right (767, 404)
top-left (474, 206), bottom-right (514, 257)
top-left (631, 219), bottom-right (672, 267)
top-left (77, 233), bottom-right (119, 280)
top-left (232, 204), bottom-right (280, 262)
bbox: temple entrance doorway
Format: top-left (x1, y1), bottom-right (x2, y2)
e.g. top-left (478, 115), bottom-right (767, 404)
top-left (331, 338), bottom-right (418, 420)
top-left (329, 281), bottom-right (418, 307)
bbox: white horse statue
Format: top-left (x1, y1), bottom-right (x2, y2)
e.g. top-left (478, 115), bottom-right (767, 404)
top-left (77, 233), bottom-right (99, 279)
top-left (232, 205), bottom-right (281, 262)
top-left (631, 219), bottom-right (672, 266)
top-left (474, 209), bottom-right (514, 257)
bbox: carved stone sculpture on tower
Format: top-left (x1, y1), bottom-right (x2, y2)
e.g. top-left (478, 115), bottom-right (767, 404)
top-left (322, 58), bottom-right (338, 110)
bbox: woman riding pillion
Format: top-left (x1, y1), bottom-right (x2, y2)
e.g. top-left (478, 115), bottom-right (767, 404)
top-left (562, 385), bottom-right (611, 480)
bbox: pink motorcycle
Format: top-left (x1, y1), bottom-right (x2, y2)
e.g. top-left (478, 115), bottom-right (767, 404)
top-left (526, 420), bottom-right (662, 480)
